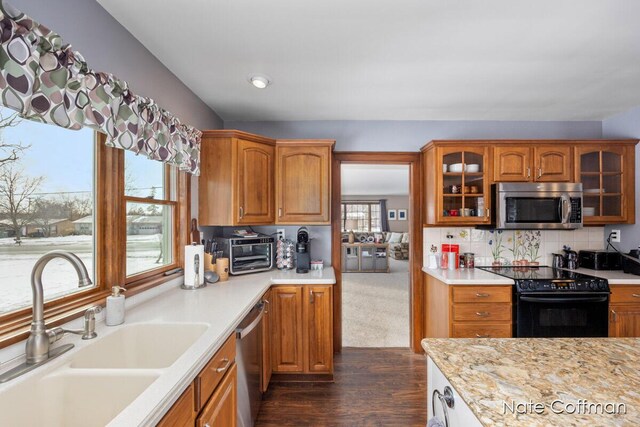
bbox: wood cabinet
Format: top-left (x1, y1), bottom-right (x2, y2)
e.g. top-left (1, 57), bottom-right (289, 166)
top-left (271, 285), bottom-right (333, 375)
top-left (609, 285), bottom-right (640, 337)
top-left (425, 273), bottom-right (513, 338)
top-left (196, 363), bottom-right (237, 427)
top-left (275, 140), bottom-right (334, 224)
top-left (422, 141), bottom-right (492, 226)
top-left (493, 145), bottom-right (572, 182)
top-left (574, 141), bottom-right (637, 225)
top-left (159, 333), bottom-right (237, 427)
top-left (199, 130), bottom-right (275, 226)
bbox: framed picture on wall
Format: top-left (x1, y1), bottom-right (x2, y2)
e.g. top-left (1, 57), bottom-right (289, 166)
top-left (388, 209), bottom-right (397, 220)
top-left (398, 209), bottom-right (407, 220)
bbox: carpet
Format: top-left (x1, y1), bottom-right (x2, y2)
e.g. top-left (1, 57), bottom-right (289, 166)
top-left (342, 258), bottom-right (410, 347)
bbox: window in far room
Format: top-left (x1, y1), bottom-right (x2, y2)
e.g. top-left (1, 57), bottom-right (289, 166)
top-left (341, 202), bottom-right (382, 232)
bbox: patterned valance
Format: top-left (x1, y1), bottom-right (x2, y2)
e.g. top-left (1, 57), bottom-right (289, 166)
top-left (0, 1), bottom-right (202, 174)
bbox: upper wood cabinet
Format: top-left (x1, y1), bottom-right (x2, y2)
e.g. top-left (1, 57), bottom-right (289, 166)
top-left (574, 141), bottom-right (636, 225)
top-left (422, 141), bottom-right (492, 226)
top-left (275, 140), bottom-right (334, 224)
top-left (198, 130), bottom-right (275, 226)
top-left (493, 144), bottom-right (572, 182)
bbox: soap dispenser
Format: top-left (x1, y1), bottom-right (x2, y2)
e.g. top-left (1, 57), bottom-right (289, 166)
top-left (106, 286), bottom-right (126, 326)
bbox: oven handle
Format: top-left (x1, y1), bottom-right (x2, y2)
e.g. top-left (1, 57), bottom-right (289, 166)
top-left (520, 296), bottom-right (608, 303)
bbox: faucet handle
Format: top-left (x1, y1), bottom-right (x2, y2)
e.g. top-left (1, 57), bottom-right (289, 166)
top-left (84, 305), bottom-right (102, 318)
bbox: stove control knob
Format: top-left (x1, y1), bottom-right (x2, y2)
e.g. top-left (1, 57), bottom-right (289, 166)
top-left (589, 281), bottom-right (597, 290)
top-left (598, 280), bottom-right (607, 290)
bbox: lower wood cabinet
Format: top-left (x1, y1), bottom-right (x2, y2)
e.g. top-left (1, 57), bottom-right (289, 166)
top-left (271, 285), bottom-right (334, 375)
top-left (158, 334), bottom-right (237, 427)
top-left (609, 285), bottom-right (640, 337)
top-left (425, 273), bottom-right (513, 338)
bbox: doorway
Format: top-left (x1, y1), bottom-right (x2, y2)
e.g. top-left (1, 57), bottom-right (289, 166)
top-left (340, 164), bottom-right (411, 347)
top-left (331, 153), bottom-right (423, 352)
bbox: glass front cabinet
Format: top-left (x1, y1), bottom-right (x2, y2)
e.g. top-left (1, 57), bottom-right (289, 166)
top-left (422, 142), bottom-right (492, 225)
top-left (574, 142), bottom-right (636, 225)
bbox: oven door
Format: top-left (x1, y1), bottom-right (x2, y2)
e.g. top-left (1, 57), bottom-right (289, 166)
top-left (516, 293), bottom-right (609, 337)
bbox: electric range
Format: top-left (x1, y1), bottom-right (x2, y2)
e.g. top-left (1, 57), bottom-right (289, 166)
top-left (478, 266), bottom-right (610, 337)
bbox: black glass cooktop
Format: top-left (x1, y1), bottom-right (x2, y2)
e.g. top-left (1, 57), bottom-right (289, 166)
top-left (477, 266), bottom-right (601, 281)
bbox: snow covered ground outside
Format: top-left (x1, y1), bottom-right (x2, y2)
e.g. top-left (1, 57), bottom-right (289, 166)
top-left (0, 235), bottom-right (167, 314)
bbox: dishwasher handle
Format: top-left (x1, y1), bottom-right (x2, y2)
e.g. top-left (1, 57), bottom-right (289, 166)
top-left (236, 302), bottom-right (266, 339)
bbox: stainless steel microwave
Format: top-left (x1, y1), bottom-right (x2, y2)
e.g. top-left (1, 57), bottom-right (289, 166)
top-left (493, 182), bottom-right (583, 229)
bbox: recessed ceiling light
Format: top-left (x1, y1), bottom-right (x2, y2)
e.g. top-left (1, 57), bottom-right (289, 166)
top-left (248, 74), bottom-right (271, 89)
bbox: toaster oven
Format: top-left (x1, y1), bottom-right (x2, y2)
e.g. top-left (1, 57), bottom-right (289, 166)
top-left (214, 236), bottom-right (274, 275)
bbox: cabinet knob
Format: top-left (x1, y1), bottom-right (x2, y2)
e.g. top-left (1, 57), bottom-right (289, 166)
top-left (215, 357), bottom-right (231, 373)
top-left (475, 334), bottom-right (490, 338)
top-left (310, 290), bottom-right (315, 304)
top-left (475, 293), bottom-right (490, 298)
top-left (537, 168), bottom-right (542, 178)
top-left (527, 167), bottom-right (531, 178)
top-left (632, 294), bottom-right (640, 298)
top-left (278, 208), bottom-right (282, 217)
top-left (239, 207), bottom-right (244, 218)
top-left (475, 311), bottom-right (490, 317)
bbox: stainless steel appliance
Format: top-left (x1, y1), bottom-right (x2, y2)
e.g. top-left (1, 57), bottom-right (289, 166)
top-left (579, 250), bottom-right (622, 270)
top-left (236, 301), bottom-right (266, 427)
top-left (479, 266), bottom-right (609, 337)
top-left (214, 236), bottom-right (274, 275)
top-left (491, 183), bottom-right (583, 229)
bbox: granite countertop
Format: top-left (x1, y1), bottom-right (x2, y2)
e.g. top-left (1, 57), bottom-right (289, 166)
top-left (422, 267), bottom-right (515, 285)
top-left (422, 338), bottom-right (640, 427)
top-left (0, 267), bottom-right (335, 426)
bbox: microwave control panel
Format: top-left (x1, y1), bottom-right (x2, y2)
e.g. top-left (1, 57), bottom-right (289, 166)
top-left (570, 197), bottom-right (582, 223)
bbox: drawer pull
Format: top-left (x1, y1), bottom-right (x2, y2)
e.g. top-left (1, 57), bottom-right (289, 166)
top-left (475, 312), bottom-right (490, 317)
top-left (632, 294), bottom-right (640, 298)
top-left (215, 357), bottom-right (231, 373)
top-left (475, 334), bottom-right (490, 338)
top-left (475, 293), bottom-right (490, 298)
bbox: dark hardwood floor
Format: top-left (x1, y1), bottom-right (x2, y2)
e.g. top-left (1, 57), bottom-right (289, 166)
top-left (256, 348), bottom-right (427, 426)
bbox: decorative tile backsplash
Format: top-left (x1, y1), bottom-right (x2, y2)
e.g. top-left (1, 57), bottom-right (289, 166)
top-left (423, 227), bottom-right (606, 267)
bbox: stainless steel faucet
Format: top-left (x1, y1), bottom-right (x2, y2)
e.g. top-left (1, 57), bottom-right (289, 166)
top-left (0, 250), bottom-right (99, 383)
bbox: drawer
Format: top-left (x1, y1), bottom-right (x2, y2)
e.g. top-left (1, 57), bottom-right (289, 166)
top-left (452, 303), bottom-right (512, 322)
top-left (610, 286), bottom-right (640, 303)
top-left (452, 286), bottom-right (512, 303)
top-left (452, 323), bottom-right (512, 338)
top-left (196, 333), bottom-right (236, 411)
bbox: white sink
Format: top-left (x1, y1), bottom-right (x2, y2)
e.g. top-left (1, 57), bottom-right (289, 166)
top-left (0, 368), bottom-right (159, 427)
top-left (70, 322), bottom-right (209, 369)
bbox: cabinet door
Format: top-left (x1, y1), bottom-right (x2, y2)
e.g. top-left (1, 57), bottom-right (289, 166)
top-left (196, 363), bottom-right (237, 427)
top-left (609, 306), bottom-right (640, 337)
top-left (261, 290), bottom-right (272, 393)
top-left (276, 145), bottom-right (331, 224)
top-left (236, 139), bottom-right (274, 224)
top-left (271, 286), bottom-right (304, 372)
top-left (493, 146), bottom-right (531, 182)
top-left (158, 383), bottom-right (196, 427)
top-left (534, 145), bottom-right (572, 182)
top-left (304, 285), bottom-right (333, 373)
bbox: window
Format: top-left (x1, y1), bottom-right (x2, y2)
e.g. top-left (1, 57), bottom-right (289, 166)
top-left (124, 152), bottom-right (177, 279)
top-left (341, 202), bottom-right (382, 232)
top-left (0, 107), bottom-right (96, 315)
top-left (0, 111), bottom-right (190, 345)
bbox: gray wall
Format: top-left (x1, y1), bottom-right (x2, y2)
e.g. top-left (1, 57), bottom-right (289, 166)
top-left (602, 106), bottom-right (640, 251)
top-left (225, 120), bottom-right (602, 151)
top-left (342, 195), bottom-right (410, 233)
top-left (17, 0), bottom-right (222, 131)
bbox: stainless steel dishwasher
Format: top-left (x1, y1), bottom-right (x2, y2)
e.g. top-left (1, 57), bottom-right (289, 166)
top-left (236, 301), bottom-right (265, 427)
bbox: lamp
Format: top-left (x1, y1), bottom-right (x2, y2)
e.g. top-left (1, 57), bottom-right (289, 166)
top-left (345, 219), bottom-right (358, 244)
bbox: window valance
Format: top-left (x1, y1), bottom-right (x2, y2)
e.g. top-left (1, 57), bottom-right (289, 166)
top-left (0, 1), bottom-right (202, 175)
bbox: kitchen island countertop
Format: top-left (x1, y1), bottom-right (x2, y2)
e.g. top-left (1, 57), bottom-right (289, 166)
top-left (422, 337), bottom-right (640, 426)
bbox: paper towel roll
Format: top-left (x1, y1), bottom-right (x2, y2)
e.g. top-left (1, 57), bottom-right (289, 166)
top-left (184, 244), bottom-right (205, 287)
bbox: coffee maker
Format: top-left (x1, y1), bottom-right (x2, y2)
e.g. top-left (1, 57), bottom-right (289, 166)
top-left (296, 227), bottom-right (311, 274)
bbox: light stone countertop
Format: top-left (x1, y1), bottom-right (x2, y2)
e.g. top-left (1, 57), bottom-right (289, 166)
top-left (422, 337), bottom-right (640, 427)
top-left (423, 266), bottom-right (640, 286)
top-left (422, 267), bottom-right (515, 285)
top-left (0, 267), bottom-right (335, 427)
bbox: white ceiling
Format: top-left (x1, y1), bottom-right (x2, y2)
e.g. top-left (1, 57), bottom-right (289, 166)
top-left (341, 164), bottom-right (409, 196)
top-left (98, 0), bottom-right (640, 121)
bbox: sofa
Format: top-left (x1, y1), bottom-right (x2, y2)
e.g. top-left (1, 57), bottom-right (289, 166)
top-left (350, 231), bottom-right (410, 260)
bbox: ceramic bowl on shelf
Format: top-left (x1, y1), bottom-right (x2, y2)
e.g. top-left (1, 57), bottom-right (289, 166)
top-left (584, 207), bottom-right (596, 216)
top-left (465, 164), bottom-right (480, 173)
top-left (584, 188), bottom-right (600, 194)
top-left (448, 209), bottom-right (459, 216)
top-left (449, 163), bottom-right (464, 173)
